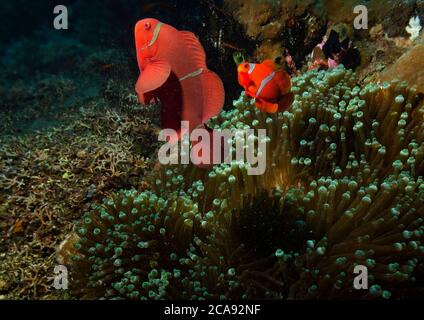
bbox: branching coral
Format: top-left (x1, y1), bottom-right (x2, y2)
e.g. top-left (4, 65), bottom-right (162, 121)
top-left (64, 67), bottom-right (424, 299)
top-left (0, 101), bottom-right (158, 299)
top-left (406, 16), bottom-right (422, 41)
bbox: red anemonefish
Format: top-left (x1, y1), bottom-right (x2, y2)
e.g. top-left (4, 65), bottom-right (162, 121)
top-left (237, 60), bottom-right (294, 113)
top-left (135, 18), bottom-right (225, 144)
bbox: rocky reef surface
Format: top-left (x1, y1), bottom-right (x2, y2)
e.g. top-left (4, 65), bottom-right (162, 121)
top-left (225, 0), bottom-right (424, 85)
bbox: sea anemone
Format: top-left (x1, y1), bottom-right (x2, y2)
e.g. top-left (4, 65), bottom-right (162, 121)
top-left (67, 189), bottom-right (204, 299)
top-left (64, 67), bottom-right (424, 299)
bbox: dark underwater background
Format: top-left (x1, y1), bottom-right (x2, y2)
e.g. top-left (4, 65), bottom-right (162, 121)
top-left (0, 0), bottom-right (251, 136)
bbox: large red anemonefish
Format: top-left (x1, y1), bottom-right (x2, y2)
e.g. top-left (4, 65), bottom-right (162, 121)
top-left (134, 18), bottom-right (225, 144)
top-left (237, 60), bottom-right (294, 113)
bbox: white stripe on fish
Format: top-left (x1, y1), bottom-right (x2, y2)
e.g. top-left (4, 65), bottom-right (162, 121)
top-left (248, 63), bottom-right (256, 75)
top-left (148, 22), bottom-right (163, 47)
top-left (256, 71), bottom-right (275, 97)
top-left (179, 68), bottom-right (204, 81)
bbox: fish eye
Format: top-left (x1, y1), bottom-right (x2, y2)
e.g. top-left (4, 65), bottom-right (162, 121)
top-left (244, 63), bottom-right (249, 69)
top-left (144, 22), bottom-right (151, 31)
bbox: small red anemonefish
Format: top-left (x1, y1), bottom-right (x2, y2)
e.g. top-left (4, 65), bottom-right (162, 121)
top-left (237, 60), bottom-right (294, 113)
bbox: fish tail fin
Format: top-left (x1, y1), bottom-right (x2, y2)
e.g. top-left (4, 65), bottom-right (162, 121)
top-left (277, 92), bottom-right (295, 112)
top-left (273, 70), bottom-right (292, 95)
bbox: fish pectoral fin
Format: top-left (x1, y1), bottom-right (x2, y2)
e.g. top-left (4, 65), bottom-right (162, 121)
top-left (135, 58), bottom-right (171, 94)
top-left (255, 99), bottom-right (278, 113)
top-left (179, 31), bottom-right (207, 69)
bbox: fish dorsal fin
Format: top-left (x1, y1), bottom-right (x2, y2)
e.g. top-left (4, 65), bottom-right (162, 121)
top-left (135, 58), bottom-right (171, 94)
top-left (262, 59), bottom-right (276, 71)
top-left (179, 31), bottom-right (207, 69)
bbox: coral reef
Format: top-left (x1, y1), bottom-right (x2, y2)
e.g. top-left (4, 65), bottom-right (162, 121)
top-left (64, 67), bottom-right (424, 299)
top-left (225, 0), bottom-right (423, 44)
top-left (406, 16), bottom-right (422, 41)
top-left (0, 100), bottom-right (159, 299)
top-left (224, 0), bottom-right (325, 66)
top-left (2, 0), bottom-right (424, 302)
top-left (224, 0), bottom-right (424, 87)
top-left (308, 28), bottom-right (361, 71)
